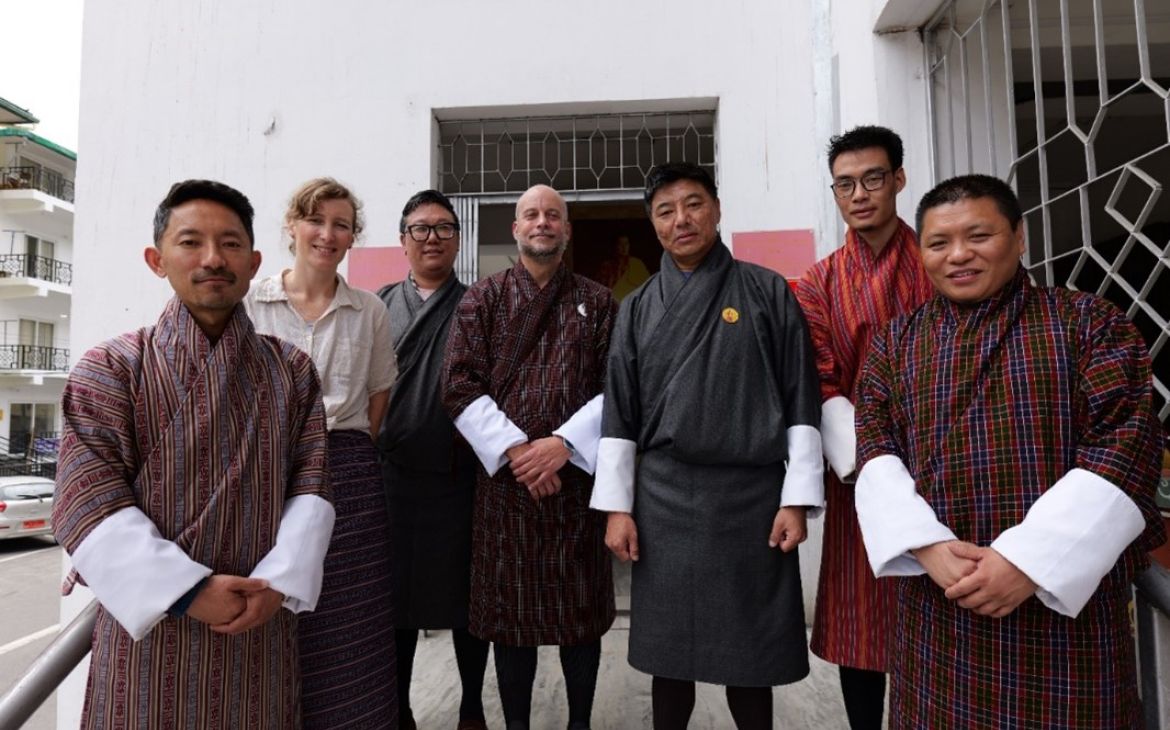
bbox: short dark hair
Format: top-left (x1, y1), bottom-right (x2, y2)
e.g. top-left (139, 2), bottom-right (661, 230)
top-left (827, 125), bottom-right (904, 173)
top-left (399, 189), bottom-right (459, 233)
top-left (915, 174), bottom-right (1024, 235)
top-left (153, 179), bottom-right (255, 247)
top-left (644, 162), bottom-right (718, 214)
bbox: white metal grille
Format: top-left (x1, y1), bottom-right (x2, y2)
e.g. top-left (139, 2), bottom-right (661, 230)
top-left (451, 195), bottom-right (479, 285)
top-left (925, 0), bottom-right (1170, 423)
top-left (437, 111), bottom-right (717, 195)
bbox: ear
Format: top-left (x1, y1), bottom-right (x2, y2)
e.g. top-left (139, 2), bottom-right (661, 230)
top-left (564, 220), bottom-right (572, 242)
top-left (512, 220), bottom-right (520, 239)
top-left (1013, 221), bottom-right (1026, 257)
top-left (144, 246), bottom-right (166, 277)
top-left (248, 250), bottom-right (262, 279)
top-left (714, 198), bottom-right (722, 226)
top-left (894, 168), bottom-right (907, 194)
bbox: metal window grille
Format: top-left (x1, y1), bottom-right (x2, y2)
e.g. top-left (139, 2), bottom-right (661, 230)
top-left (925, 0), bottom-right (1170, 423)
top-left (437, 111), bottom-right (717, 195)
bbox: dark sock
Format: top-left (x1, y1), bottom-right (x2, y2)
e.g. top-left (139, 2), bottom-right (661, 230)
top-left (493, 644), bottom-right (538, 728)
top-left (651, 676), bottom-right (696, 730)
top-left (559, 641), bottom-right (602, 728)
top-left (453, 628), bottom-right (489, 721)
top-left (838, 666), bottom-right (886, 730)
top-left (395, 629), bottom-right (419, 724)
top-left (725, 685), bottom-right (772, 730)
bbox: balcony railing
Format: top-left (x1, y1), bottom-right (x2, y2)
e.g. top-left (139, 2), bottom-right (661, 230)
top-left (0, 344), bottom-right (69, 371)
top-left (0, 254), bottom-right (73, 285)
top-left (0, 165), bottom-right (75, 203)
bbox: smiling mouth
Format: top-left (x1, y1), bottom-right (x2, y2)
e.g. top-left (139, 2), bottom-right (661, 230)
top-left (948, 269), bottom-right (981, 280)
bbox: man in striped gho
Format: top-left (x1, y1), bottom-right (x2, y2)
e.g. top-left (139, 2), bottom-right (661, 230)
top-left (795, 125), bottom-right (933, 730)
top-left (854, 173), bottom-right (1165, 729)
top-left (53, 180), bottom-right (334, 729)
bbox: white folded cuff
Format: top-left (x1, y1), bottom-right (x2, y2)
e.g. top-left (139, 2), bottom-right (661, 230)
top-left (453, 394), bottom-right (529, 476)
top-left (781, 424), bottom-right (825, 517)
top-left (820, 396), bottom-right (857, 480)
top-left (250, 494), bottom-right (336, 613)
top-left (990, 467), bottom-right (1144, 617)
top-left (855, 454), bottom-right (959, 577)
top-left (70, 506), bottom-right (212, 641)
top-left (553, 394), bottom-right (604, 474)
top-left (590, 437), bottom-right (637, 512)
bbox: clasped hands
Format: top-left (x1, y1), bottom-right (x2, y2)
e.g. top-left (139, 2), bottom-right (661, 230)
top-left (186, 575), bottom-right (284, 634)
top-left (507, 437), bottom-right (571, 501)
top-left (913, 540), bottom-right (1037, 618)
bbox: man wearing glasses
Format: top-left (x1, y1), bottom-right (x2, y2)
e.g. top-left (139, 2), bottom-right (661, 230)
top-left (794, 125), bottom-right (933, 729)
top-left (378, 190), bottom-right (489, 730)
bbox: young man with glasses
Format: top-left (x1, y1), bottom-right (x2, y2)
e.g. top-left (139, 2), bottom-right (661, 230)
top-left (794, 125), bottom-right (934, 730)
top-left (377, 190), bottom-right (490, 730)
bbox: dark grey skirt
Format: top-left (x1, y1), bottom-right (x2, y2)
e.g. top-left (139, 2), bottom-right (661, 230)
top-left (628, 451), bottom-right (810, 687)
top-left (382, 449), bottom-right (476, 629)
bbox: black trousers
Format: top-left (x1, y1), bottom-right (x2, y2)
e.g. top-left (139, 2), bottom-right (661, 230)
top-left (651, 676), bottom-right (773, 730)
top-left (838, 666), bottom-right (886, 730)
top-left (494, 641), bottom-right (602, 729)
top-left (395, 628), bottom-right (489, 725)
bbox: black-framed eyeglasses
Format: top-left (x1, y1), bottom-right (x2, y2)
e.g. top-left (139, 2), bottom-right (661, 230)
top-left (405, 223), bottom-right (460, 242)
top-left (830, 170), bottom-right (891, 198)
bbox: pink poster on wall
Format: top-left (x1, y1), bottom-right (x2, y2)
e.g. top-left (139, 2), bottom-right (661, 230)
top-left (346, 246), bottom-right (412, 293)
top-left (730, 229), bottom-right (817, 284)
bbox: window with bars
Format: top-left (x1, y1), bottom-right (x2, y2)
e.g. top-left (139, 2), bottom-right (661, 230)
top-left (437, 110), bottom-right (717, 195)
top-left (925, 0), bottom-right (1170, 422)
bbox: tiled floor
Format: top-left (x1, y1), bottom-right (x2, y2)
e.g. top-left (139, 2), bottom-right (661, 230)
top-left (403, 560), bottom-right (851, 730)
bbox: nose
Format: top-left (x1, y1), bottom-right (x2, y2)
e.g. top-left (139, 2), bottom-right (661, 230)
top-left (201, 243), bottom-right (227, 269)
top-left (850, 182), bottom-right (870, 202)
top-left (945, 240), bottom-right (974, 264)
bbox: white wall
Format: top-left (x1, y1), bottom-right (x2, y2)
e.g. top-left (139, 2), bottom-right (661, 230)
top-left (63, 0), bottom-right (945, 724)
top-left (71, 0), bottom-right (832, 344)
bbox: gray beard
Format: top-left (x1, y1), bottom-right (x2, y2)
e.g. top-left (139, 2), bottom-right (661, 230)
top-left (518, 240), bottom-right (566, 261)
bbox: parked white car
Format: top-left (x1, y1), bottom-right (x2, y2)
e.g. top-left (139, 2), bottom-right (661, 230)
top-left (0, 476), bottom-right (55, 540)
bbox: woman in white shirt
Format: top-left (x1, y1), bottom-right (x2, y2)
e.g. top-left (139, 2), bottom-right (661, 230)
top-left (245, 177), bottom-right (398, 729)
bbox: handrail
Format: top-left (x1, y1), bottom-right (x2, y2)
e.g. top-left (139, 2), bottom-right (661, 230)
top-left (1135, 561), bottom-right (1170, 730)
top-left (0, 253), bottom-right (73, 286)
top-left (1135, 561), bottom-right (1170, 617)
top-left (0, 600), bottom-right (96, 730)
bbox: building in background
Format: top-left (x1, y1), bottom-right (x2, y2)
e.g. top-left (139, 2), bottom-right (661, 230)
top-left (0, 95), bottom-right (74, 477)
top-left (55, 0), bottom-right (1167, 726)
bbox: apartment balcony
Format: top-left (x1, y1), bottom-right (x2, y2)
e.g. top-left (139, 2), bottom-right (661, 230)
top-left (0, 165), bottom-right (74, 221)
top-left (0, 254), bottom-right (72, 300)
top-left (0, 344), bottom-right (69, 384)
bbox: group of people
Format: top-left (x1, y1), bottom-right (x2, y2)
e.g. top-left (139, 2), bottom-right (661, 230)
top-left (52, 123), bottom-right (1165, 730)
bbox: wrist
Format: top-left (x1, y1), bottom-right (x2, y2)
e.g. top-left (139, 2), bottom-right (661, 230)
top-left (558, 435), bottom-right (575, 457)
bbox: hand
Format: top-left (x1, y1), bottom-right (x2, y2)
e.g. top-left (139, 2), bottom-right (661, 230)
top-left (526, 471), bottom-right (562, 501)
top-left (510, 437), bottom-right (571, 486)
top-left (912, 540), bottom-right (979, 590)
top-left (186, 574), bottom-right (265, 626)
top-left (768, 506), bottom-right (807, 552)
top-left (505, 442), bottom-right (533, 466)
top-left (211, 587), bottom-right (285, 635)
top-left (943, 543), bottom-right (1037, 618)
top-left (605, 512), bottom-right (640, 562)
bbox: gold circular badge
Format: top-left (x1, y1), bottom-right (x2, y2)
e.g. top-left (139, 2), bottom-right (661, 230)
top-left (722, 307), bottom-right (739, 324)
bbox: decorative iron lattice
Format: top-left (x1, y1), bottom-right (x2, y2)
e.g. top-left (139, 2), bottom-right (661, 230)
top-left (925, 0), bottom-right (1170, 423)
top-left (437, 111), bottom-right (717, 195)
